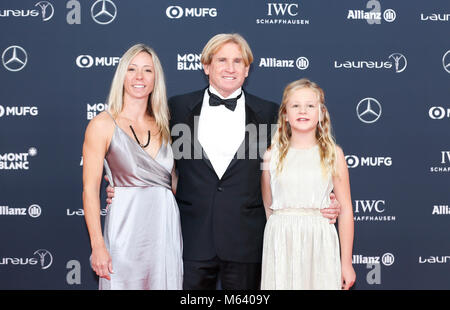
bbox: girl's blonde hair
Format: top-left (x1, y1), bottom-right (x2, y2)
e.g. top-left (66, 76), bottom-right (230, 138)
top-left (107, 43), bottom-right (171, 144)
top-left (272, 78), bottom-right (337, 176)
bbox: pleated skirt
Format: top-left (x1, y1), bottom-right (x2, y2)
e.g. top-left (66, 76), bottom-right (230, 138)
top-left (261, 208), bottom-right (341, 290)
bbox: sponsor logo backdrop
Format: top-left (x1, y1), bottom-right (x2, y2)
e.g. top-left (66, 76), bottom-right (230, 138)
top-left (0, 0), bottom-right (449, 289)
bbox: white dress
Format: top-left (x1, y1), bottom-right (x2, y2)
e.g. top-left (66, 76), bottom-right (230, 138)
top-left (260, 144), bottom-right (341, 290)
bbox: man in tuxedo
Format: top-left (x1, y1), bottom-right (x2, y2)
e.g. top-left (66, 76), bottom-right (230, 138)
top-left (169, 33), bottom-right (339, 290)
top-left (107, 33), bottom-right (340, 289)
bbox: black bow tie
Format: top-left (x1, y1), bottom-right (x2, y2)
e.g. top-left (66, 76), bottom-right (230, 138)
top-left (208, 89), bottom-right (242, 111)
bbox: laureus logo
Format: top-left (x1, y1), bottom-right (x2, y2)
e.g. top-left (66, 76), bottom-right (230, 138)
top-left (33, 249), bottom-right (53, 269)
top-left (35, 1), bottom-right (54, 21)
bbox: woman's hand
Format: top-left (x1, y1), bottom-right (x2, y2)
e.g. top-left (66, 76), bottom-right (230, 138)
top-left (91, 246), bottom-right (114, 281)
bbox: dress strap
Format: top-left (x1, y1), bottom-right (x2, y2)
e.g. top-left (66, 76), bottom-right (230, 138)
top-left (105, 110), bottom-right (118, 126)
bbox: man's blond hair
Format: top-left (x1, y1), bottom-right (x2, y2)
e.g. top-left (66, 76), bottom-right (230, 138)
top-left (200, 33), bottom-right (253, 66)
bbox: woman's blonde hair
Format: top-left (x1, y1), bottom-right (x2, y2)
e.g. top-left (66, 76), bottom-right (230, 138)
top-left (107, 43), bottom-right (171, 144)
top-left (200, 33), bottom-right (253, 66)
top-left (272, 78), bottom-right (337, 176)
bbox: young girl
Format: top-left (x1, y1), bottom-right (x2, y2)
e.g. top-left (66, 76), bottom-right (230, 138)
top-left (260, 78), bottom-right (355, 290)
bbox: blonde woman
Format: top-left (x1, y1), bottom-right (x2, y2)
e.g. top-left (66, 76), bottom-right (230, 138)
top-left (82, 44), bottom-right (182, 289)
top-left (260, 79), bottom-right (355, 290)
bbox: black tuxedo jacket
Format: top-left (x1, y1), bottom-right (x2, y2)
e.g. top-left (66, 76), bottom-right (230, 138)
top-left (169, 89), bottom-right (278, 263)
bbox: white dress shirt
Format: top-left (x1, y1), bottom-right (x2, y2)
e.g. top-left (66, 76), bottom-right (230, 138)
top-left (198, 86), bottom-right (246, 179)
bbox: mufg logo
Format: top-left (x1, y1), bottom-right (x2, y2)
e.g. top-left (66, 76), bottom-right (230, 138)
top-left (166, 6), bottom-right (217, 19)
top-left (76, 55), bottom-right (120, 68)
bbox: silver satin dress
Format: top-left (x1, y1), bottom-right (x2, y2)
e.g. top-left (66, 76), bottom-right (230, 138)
top-left (100, 116), bottom-right (183, 290)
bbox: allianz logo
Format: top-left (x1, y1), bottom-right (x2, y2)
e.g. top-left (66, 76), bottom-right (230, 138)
top-left (419, 256), bottom-right (450, 264)
top-left (353, 253), bottom-right (395, 266)
top-left (67, 208), bottom-right (107, 216)
top-left (259, 57), bottom-right (309, 70)
top-left (0, 205), bottom-right (41, 218)
top-left (432, 205), bottom-right (450, 215)
top-left (346, 4), bottom-right (396, 24)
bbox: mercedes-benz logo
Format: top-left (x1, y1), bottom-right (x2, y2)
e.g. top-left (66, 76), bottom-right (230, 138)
top-left (388, 53), bottom-right (407, 73)
top-left (91, 0), bottom-right (117, 25)
top-left (2, 46), bottom-right (28, 72)
top-left (35, 1), bottom-right (54, 22)
top-left (356, 97), bottom-right (382, 124)
top-left (443, 50), bottom-right (450, 74)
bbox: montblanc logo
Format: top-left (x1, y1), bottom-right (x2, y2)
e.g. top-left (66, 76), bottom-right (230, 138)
top-left (86, 102), bottom-right (108, 120)
top-left (429, 106), bottom-right (450, 119)
top-left (334, 53), bottom-right (407, 73)
top-left (259, 56), bottom-right (309, 70)
top-left (177, 53), bottom-right (202, 71)
top-left (0, 105), bottom-right (38, 118)
top-left (256, 2), bottom-right (309, 25)
top-left (354, 200), bottom-right (396, 222)
top-left (345, 155), bottom-right (392, 168)
top-left (0, 147), bottom-right (38, 170)
top-left (166, 6), bottom-right (217, 19)
top-left (0, 249), bottom-right (53, 270)
top-left (353, 253), bottom-right (395, 266)
top-left (76, 55), bottom-right (120, 68)
top-left (0, 1), bottom-right (54, 22)
top-left (0, 204), bottom-right (42, 218)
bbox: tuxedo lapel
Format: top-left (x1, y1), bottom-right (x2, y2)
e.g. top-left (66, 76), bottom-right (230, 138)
top-left (221, 92), bottom-right (263, 179)
top-left (184, 90), bottom-right (216, 175)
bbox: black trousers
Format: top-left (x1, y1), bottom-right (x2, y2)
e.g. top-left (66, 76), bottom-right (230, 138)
top-left (183, 257), bottom-right (261, 290)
